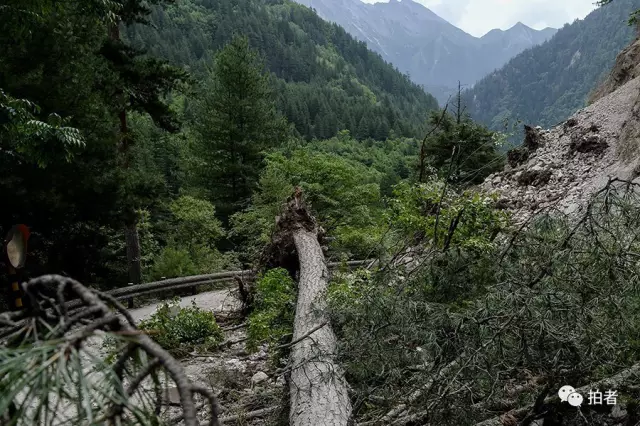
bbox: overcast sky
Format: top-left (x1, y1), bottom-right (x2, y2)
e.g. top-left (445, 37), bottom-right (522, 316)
top-left (361, 0), bottom-right (598, 37)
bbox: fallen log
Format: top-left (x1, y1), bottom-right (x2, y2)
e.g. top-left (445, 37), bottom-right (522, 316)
top-left (270, 189), bottom-right (352, 426)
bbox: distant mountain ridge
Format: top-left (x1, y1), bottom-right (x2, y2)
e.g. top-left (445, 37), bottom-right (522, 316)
top-left (295, 0), bottom-right (557, 104)
top-left (463, 0), bottom-right (638, 134)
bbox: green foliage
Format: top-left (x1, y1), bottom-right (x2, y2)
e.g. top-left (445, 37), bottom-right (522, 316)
top-left (232, 146), bottom-right (387, 260)
top-left (148, 247), bottom-right (199, 279)
top-left (125, 0), bottom-right (438, 141)
top-left (168, 196), bottom-right (224, 246)
top-left (138, 300), bottom-right (224, 356)
top-left (191, 36), bottom-right (289, 219)
top-left (330, 184), bottom-right (640, 424)
top-left (0, 90), bottom-right (85, 167)
top-left (421, 108), bottom-right (505, 185)
top-left (0, 0), bottom-right (505, 307)
top-left (465, 0), bottom-right (636, 135)
top-left (327, 268), bottom-right (375, 321)
top-left (389, 180), bottom-right (508, 252)
top-left (137, 209), bottom-right (161, 274)
top-left (147, 196), bottom-right (236, 280)
top-left (148, 245), bottom-right (238, 280)
top-left (0, 0), bottom-right (187, 287)
top-left (247, 268), bottom-right (296, 352)
top-left (232, 126), bottom-right (503, 260)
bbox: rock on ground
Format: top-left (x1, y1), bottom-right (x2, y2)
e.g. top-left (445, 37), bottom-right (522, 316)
top-left (481, 75), bottom-right (640, 223)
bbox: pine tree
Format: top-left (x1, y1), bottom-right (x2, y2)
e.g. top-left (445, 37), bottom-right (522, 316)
top-left (99, 0), bottom-right (187, 289)
top-left (193, 36), bottom-right (288, 221)
top-left (422, 109), bottom-right (504, 186)
top-left (356, 115), bottom-right (370, 140)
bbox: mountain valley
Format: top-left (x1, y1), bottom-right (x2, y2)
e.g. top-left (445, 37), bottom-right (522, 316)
top-left (295, 0), bottom-right (557, 103)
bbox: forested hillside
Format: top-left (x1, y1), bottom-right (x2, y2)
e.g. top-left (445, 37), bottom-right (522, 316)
top-left (464, 0), bottom-right (637, 131)
top-left (5, 1), bottom-right (640, 426)
top-left (0, 0), bottom-right (492, 293)
top-left (125, 0), bottom-right (439, 140)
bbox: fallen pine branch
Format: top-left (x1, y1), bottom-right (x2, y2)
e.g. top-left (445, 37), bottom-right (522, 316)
top-left (358, 314), bottom-right (518, 426)
top-left (474, 362), bottom-right (640, 426)
top-left (222, 323), bottom-right (247, 332)
top-left (219, 406), bottom-right (280, 424)
top-left (0, 275), bottom-right (221, 426)
top-left (275, 321), bottom-right (328, 350)
top-left (168, 405), bottom-right (279, 425)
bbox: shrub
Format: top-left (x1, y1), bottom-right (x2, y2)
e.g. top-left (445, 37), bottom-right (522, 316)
top-left (148, 244), bottom-right (239, 281)
top-left (247, 268), bottom-right (296, 352)
top-left (138, 300), bottom-right (224, 357)
top-left (168, 196), bottom-right (224, 247)
top-left (148, 247), bottom-right (199, 280)
top-left (388, 179), bottom-right (508, 252)
top-left (145, 196), bottom-right (235, 280)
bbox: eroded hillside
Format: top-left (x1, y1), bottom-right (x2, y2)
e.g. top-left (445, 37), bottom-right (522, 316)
top-left (481, 60), bottom-right (640, 221)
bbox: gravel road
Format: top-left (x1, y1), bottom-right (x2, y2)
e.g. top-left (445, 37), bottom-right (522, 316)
top-left (129, 287), bottom-right (241, 322)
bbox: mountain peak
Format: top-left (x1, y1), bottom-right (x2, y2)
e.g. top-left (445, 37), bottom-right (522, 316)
top-left (509, 21), bottom-right (532, 31)
top-left (295, 0), bottom-right (558, 104)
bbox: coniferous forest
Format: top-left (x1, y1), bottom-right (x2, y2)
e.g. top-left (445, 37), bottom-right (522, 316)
top-left (464, 0), bottom-right (637, 131)
top-left (3, 1), bottom-right (640, 425)
top-left (127, 0), bottom-right (439, 141)
top-left (0, 0), bottom-right (492, 292)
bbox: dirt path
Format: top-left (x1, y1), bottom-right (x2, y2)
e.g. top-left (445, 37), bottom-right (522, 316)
top-left (129, 287), bottom-right (241, 322)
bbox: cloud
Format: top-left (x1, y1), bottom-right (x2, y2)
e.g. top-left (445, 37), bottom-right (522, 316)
top-left (361, 0), bottom-right (597, 36)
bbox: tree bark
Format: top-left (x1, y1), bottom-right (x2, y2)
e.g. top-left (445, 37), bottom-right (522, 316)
top-left (272, 189), bottom-right (352, 426)
top-left (125, 222), bottom-right (141, 287)
top-left (109, 19), bottom-right (142, 296)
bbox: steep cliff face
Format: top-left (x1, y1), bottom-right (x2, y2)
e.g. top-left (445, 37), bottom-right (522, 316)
top-left (590, 31), bottom-right (640, 103)
top-left (481, 75), bottom-right (640, 221)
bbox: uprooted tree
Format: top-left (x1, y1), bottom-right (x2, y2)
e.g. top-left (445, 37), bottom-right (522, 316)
top-left (263, 188), bottom-right (352, 426)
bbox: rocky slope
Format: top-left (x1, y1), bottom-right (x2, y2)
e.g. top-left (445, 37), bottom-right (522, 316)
top-left (481, 73), bottom-right (640, 221)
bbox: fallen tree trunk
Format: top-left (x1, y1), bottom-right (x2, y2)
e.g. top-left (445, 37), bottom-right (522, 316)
top-left (270, 189), bottom-right (352, 426)
top-left (289, 224), bottom-right (352, 425)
